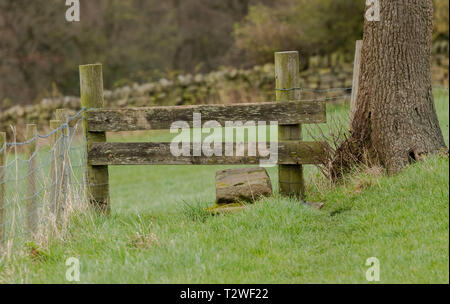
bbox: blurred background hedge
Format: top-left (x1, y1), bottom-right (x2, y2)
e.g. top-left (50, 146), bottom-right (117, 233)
top-left (0, 0), bottom-right (448, 107)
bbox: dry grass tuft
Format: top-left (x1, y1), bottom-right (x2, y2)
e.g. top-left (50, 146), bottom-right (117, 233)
top-left (129, 231), bottom-right (160, 249)
top-left (351, 166), bottom-right (384, 195)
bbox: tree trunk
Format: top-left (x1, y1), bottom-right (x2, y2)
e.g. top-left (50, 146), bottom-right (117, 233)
top-left (334, 0), bottom-right (446, 175)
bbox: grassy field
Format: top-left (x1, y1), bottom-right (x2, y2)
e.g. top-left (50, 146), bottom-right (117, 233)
top-left (0, 91), bottom-right (448, 283)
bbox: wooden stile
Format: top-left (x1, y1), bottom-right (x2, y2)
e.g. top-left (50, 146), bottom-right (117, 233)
top-left (80, 52), bottom-right (327, 213)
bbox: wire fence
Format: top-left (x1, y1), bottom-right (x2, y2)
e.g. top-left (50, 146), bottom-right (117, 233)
top-left (0, 109), bottom-right (87, 258)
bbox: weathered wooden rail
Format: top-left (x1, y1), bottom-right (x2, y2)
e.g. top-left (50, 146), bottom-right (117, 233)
top-left (80, 51), bottom-right (328, 214)
top-left (88, 141), bottom-right (327, 166)
top-left (85, 101), bottom-right (325, 132)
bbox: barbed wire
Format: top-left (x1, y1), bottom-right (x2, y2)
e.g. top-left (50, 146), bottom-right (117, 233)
top-left (275, 85), bottom-right (449, 93)
top-left (433, 85), bottom-right (449, 91)
top-left (297, 95), bottom-right (351, 102)
top-left (275, 87), bottom-right (352, 92)
top-left (0, 107), bottom-right (86, 154)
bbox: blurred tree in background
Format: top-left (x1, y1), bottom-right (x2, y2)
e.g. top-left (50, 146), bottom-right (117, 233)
top-left (0, 0), bottom-right (448, 106)
top-left (234, 0), bottom-right (365, 66)
top-left (0, 0), bottom-right (176, 104)
top-left (434, 0), bottom-right (449, 41)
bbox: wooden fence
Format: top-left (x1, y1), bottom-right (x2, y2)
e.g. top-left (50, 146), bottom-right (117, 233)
top-left (81, 51), bottom-right (328, 213)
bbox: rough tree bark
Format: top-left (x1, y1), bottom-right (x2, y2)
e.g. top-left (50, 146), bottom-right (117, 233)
top-left (333, 0), bottom-right (447, 176)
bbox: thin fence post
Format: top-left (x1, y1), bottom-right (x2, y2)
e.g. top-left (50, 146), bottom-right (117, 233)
top-left (0, 132), bottom-right (6, 245)
top-left (26, 124), bottom-right (38, 235)
top-left (79, 64), bottom-right (110, 214)
top-left (350, 40), bottom-right (363, 124)
top-left (56, 109), bottom-right (70, 221)
top-left (275, 51), bottom-right (304, 198)
top-left (49, 120), bottom-right (62, 218)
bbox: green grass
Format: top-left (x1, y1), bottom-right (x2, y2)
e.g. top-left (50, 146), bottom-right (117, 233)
top-left (0, 92), bottom-right (448, 283)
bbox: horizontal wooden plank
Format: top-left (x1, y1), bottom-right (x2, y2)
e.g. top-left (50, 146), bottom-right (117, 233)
top-left (85, 100), bottom-right (326, 132)
top-left (88, 141), bottom-right (328, 165)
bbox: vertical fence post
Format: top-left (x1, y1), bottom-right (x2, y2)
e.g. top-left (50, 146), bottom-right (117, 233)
top-left (79, 64), bottom-right (110, 214)
top-left (49, 120), bottom-right (62, 218)
top-left (26, 124), bottom-right (38, 235)
top-left (0, 132), bottom-right (6, 245)
top-left (275, 51), bottom-right (304, 198)
top-left (56, 109), bottom-right (70, 221)
top-left (350, 40), bottom-right (363, 124)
